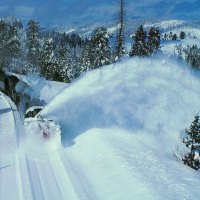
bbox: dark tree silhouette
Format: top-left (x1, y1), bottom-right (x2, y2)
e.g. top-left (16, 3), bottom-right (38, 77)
top-left (114, 0), bottom-right (126, 61)
top-left (182, 115), bottom-right (200, 170)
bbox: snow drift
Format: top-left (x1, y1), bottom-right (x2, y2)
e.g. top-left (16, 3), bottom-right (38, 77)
top-left (39, 56), bottom-right (200, 200)
top-left (2, 55), bottom-right (200, 200)
top-left (42, 56), bottom-right (200, 147)
top-left (13, 73), bottom-right (67, 103)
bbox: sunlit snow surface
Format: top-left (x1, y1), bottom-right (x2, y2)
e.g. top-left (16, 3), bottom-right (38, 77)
top-left (42, 56), bottom-right (200, 145)
top-left (41, 56), bottom-right (200, 199)
top-left (13, 73), bottom-right (67, 103)
top-left (2, 56), bottom-right (200, 200)
top-left (20, 119), bottom-right (61, 157)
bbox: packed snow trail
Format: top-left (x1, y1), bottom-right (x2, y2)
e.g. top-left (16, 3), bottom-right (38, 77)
top-left (24, 153), bottom-right (79, 200)
top-left (59, 151), bottom-right (99, 200)
top-left (0, 93), bottom-right (21, 200)
top-left (17, 148), bottom-right (97, 200)
top-left (0, 93), bottom-right (96, 200)
top-left (0, 93), bottom-right (19, 150)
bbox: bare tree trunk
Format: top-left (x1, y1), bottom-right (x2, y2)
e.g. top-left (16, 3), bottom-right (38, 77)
top-left (114, 0), bottom-right (126, 61)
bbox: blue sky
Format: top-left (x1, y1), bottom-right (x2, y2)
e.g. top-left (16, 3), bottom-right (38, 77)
top-left (0, 0), bottom-right (199, 26)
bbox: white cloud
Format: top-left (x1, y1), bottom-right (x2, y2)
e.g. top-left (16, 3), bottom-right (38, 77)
top-left (15, 6), bottom-right (35, 17)
top-left (0, 5), bottom-right (8, 12)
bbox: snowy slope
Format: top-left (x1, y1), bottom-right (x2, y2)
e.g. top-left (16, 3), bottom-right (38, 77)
top-left (10, 73), bottom-right (68, 104)
top-left (40, 56), bottom-right (200, 199)
top-left (0, 94), bottom-right (82, 200)
top-left (42, 56), bottom-right (200, 144)
top-left (0, 93), bottom-right (20, 200)
top-left (53, 19), bottom-right (200, 37)
top-left (2, 56), bottom-right (200, 200)
top-left (143, 20), bottom-right (200, 57)
top-left (52, 19), bottom-right (200, 57)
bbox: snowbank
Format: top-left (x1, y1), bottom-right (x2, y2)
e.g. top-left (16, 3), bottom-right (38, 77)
top-left (65, 128), bottom-right (200, 200)
top-left (2, 55), bottom-right (200, 200)
top-left (14, 73), bottom-right (67, 103)
top-left (40, 56), bottom-right (200, 199)
top-left (42, 56), bottom-right (200, 147)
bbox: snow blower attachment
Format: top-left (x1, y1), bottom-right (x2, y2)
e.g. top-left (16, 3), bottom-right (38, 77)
top-left (38, 122), bottom-right (50, 139)
top-left (24, 106), bottom-right (61, 143)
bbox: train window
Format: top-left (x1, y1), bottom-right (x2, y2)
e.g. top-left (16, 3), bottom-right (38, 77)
top-left (25, 107), bottom-right (43, 118)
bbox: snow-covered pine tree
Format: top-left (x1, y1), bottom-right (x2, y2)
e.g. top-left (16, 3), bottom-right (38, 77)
top-left (129, 25), bottom-right (148, 57)
top-left (8, 25), bottom-right (20, 59)
top-left (184, 45), bottom-right (200, 70)
top-left (26, 20), bottom-right (40, 66)
top-left (0, 20), bottom-right (20, 69)
top-left (175, 43), bottom-right (184, 59)
top-left (172, 33), bottom-right (177, 40)
top-left (169, 32), bottom-right (173, 40)
top-left (39, 38), bottom-right (58, 80)
top-left (180, 31), bottom-right (186, 40)
top-left (57, 36), bottom-right (73, 83)
top-left (147, 27), bottom-right (160, 55)
top-left (90, 27), bottom-right (111, 69)
top-left (114, 0), bottom-right (126, 61)
top-left (70, 45), bottom-right (81, 81)
top-left (0, 20), bottom-right (11, 68)
top-left (69, 33), bottom-right (82, 48)
top-left (78, 43), bottom-right (92, 74)
top-left (182, 114), bottom-right (200, 170)
top-left (163, 33), bottom-right (168, 40)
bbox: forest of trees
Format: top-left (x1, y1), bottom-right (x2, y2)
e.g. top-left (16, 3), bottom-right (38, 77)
top-left (129, 25), bottom-right (160, 57)
top-left (1, 16), bottom-right (200, 173)
top-left (0, 18), bottom-right (162, 83)
top-left (1, 16), bottom-right (200, 87)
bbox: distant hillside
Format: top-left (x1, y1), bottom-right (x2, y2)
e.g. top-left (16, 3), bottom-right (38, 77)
top-left (52, 19), bottom-right (200, 39)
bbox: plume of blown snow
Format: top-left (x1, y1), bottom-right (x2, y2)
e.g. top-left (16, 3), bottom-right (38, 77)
top-left (41, 56), bottom-right (200, 148)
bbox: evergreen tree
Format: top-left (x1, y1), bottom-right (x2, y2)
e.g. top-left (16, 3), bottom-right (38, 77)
top-left (164, 33), bottom-right (168, 40)
top-left (79, 44), bottom-right (92, 74)
top-left (26, 20), bottom-right (40, 66)
top-left (39, 38), bottom-right (58, 80)
top-left (70, 33), bottom-right (82, 48)
top-left (129, 25), bottom-right (149, 57)
top-left (172, 34), bottom-right (177, 40)
top-left (147, 27), bottom-right (160, 55)
top-left (180, 31), bottom-right (186, 40)
top-left (0, 20), bottom-right (20, 68)
top-left (55, 40), bottom-right (68, 82)
top-left (0, 20), bottom-right (10, 68)
top-left (8, 25), bottom-right (20, 59)
top-left (184, 45), bottom-right (200, 70)
top-left (12, 19), bottom-right (23, 29)
top-left (57, 36), bottom-right (74, 82)
top-left (169, 32), bottom-right (173, 40)
top-left (90, 27), bottom-right (111, 68)
top-left (114, 0), bottom-right (126, 61)
top-left (175, 43), bottom-right (184, 59)
top-left (66, 60), bottom-right (77, 82)
top-left (182, 115), bottom-right (200, 170)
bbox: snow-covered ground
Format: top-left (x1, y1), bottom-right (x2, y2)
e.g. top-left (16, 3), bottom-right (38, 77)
top-left (161, 38), bottom-right (200, 58)
top-left (1, 55), bottom-right (200, 199)
top-left (11, 73), bottom-right (67, 104)
top-left (41, 56), bottom-right (200, 199)
top-left (144, 20), bottom-right (186, 30)
top-left (0, 93), bottom-right (20, 200)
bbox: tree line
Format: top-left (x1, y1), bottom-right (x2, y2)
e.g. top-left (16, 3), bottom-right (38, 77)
top-left (0, 18), bottom-right (161, 83)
